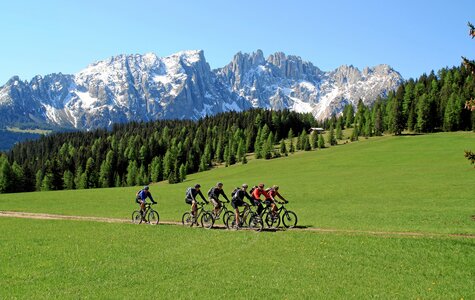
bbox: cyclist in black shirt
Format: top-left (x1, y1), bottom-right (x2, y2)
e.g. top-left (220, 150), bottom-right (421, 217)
top-left (231, 184), bottom-right (253, 227)
top-left (208, 182), bottom-right (230, 219)
top-left (185, 184), bottom-right (207, 218)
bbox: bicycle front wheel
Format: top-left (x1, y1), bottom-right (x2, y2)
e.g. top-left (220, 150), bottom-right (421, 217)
top-left (201, 212), bottom-right (214, 229)
top-left (225, 214), bottom-right (236, 230)
top-left (132, 211), bottom-right (142, 224)
top-left (282, 211), bottom-right (298, 228)
top-left (222, 211), bottom-right (233, 227)
top-left (148, 210), bottom-right (160, 225)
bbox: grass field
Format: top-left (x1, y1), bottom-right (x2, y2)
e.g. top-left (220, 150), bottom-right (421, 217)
top-left (1, 218), bottom-right (473, 299)
top-left (0, 132), bottom-right (474, 298)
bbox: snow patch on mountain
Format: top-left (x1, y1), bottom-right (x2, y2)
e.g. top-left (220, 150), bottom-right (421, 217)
top-left (0, 50), bottom-right (403, 129)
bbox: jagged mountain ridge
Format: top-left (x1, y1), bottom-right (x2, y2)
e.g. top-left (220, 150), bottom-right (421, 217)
top-left (0, 50), bottom-right (403, 129)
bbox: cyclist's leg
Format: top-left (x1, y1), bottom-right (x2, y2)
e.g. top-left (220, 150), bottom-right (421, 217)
top-left (210, 197), bottom-right (220, 217)
top-left (231, 200), bottom-right (240, 225)
top-left (191, 200), bottom-right (197, 217)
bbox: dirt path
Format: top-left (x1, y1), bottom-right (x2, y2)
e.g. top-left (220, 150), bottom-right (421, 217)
top-left (1, 210), bottom-right (474, 239)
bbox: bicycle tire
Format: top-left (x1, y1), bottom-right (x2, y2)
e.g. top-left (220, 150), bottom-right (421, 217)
top-left (201, 212), bottom-right (214, 229)
top-left (225, 214), bottom-right (236, 230)
top-left (182, 212), bottom-right (193, 227)
top-left (132, 211), bottom-right (143, 224)
top-left (222, 211), bottom-right (233, 226)
top-left (148, 210), bottom-right (160, 225)
top-left (264, 212), bottom-right (281, 229)
top-left (249, 214), bottom-right (263, 232)
top-left (282, 211), bottom-right (298, 228)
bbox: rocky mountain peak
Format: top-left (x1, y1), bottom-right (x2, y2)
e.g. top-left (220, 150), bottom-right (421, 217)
top-left (0, 50), bottom-right (403, 130)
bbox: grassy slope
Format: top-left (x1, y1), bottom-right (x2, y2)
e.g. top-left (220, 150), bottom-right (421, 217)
top-left (0, 217), bottom-right (473, 299)
top-left (0, 132), bottom-right (474, 299)
top-left (0, 132), bottom-right (473, 234)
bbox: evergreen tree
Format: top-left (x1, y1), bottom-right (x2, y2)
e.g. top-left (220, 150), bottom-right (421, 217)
top-left (63, 170), bottom-right (75, 190)
top-left (41, 172), bottom-right (54, 191)
top-left (289, 139), bottom-right (295, 153)
top-left (126, 160), bottom-right (138, 186)
top-left (416, 94), bottom-right (432, 132)
top-left (373, 102), bottom-right (384, 136)
top-left (318, 133), bottom-right (325, 149)
top-left (363, 109), bottom-right (373, 137)
top-left (336, 119), bottom-right (343, 140)
top-left (150, 156), bottom-right (163, 182)
top-left (236, 140), bottom-right (246, 163)
top-left (326, 125), bottom-right (337, 146)
top-left (85, 157), bottom-right (98, 188)
top-left (345, 104), bottom-right (355, 128)
top-left (310, 131), bottom-right (318, 149)
top-left (35, 169), bottom-right (43, 191)
top-left (388, 88), bottom-right (405, 135)
top-left (254, 127), bottom-right (263, 159)
top-left (0, 156), bottom-right (13, 193)
top-left (443, 92), bottom-right (463, 131)
top-left (263, 133), bottom-right (274, 159)
top-left (279, 139), bottom-right (288, 156)
top-left (351, 127), bottom-right (359, 142)
top-left (224, 145), bottom-right (230, 167)
top-left (179, 163), bottom-right (187, 182)
top-left (303, 134), bottom-right (311, 151)
top-left (11, 162), bottom-right (24, 193)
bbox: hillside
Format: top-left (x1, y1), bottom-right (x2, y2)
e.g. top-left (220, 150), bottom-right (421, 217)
top-left (1, 132), bottom-right (473, 234)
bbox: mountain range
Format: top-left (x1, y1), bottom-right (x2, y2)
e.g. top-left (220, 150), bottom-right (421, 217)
top-left (0, 50), bottom-right (403, 130)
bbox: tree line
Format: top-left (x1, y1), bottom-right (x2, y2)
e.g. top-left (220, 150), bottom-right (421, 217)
top-left (0, 109), bottom-right (319, 193)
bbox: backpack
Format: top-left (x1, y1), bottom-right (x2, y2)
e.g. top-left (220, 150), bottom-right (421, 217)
top-left (207, 187), bottom-right (214, 197)
top-left (231, 187), bottom-right (240, 198)
top-left (249, 186), bottom-right (257, 196)
top-left (185, 187), bottom-right (192, 197)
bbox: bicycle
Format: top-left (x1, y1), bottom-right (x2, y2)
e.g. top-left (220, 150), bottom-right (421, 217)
top-left (226, 202), bottom-right (263, 231)
top-left (181, 202), bottom-right (214, 229)
top-left (132, 202), bottom-right (159, 225)
top-left (210, 200), bottom-right (233, 226)
top-left (264, 201), bottom-right (298, 229)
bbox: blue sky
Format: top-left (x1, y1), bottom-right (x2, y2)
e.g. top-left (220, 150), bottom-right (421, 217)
top-left (0, 0), bottom-right (474, 84)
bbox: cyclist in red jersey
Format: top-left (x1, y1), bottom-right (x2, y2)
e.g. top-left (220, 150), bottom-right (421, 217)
top-left (266, 185), bottom-right (288, 217)
top-left (252, 183), bottom-right (274, 215)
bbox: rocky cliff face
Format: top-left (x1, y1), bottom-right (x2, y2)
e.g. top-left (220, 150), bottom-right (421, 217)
top-left (0, 50), bottom-right (403, 129)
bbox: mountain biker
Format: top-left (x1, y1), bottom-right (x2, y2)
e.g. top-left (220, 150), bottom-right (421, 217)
top-left (208, 182), bottom-right (230, 219)
top-left (251, 183), bottom-right (273, 216)
top-left (185, 184), bottom-right (208, 218)
top-left (266, 185), bottom-right (288, 217)
top-left (136, 186), bottom-right (156, 220)
top-left (231, 184), bottom-right (253, 227)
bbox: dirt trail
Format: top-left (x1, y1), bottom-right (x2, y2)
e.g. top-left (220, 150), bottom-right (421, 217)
top-left (1, 210), bottom-right (474, 239)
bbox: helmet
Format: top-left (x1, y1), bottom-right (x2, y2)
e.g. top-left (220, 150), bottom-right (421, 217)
top-left (242, 184), bottom-right (248, 188)
top-left (258, 183), bottom-right (265, 188)
top-left (272, 185), bottom-right (279, 190)
top-left (195, 184), bottom-right (201, 189)
top-left (217, 182), bottom-right (223, 187)
top-left (143, 186), bottom-right (150, 190)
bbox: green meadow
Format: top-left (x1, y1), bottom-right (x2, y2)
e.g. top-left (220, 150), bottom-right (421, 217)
top-left (0, 132), bottom-right (474, 298)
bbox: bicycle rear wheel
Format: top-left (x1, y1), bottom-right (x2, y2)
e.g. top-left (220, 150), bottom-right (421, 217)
top-left (132, 211), bottom-right (142, 224)
top-left (182, 212), bottom-right (193, 227)
top-left (201, 212), bottom-right (214, 229)
top-left (148, 210), bottom-right (160, 225)
top-left (282, 211), bottom-right (298, 228)
top-left (249, 213), bottom-right (263, 232)
top-left (264, 212), bottom-right (281, 229)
